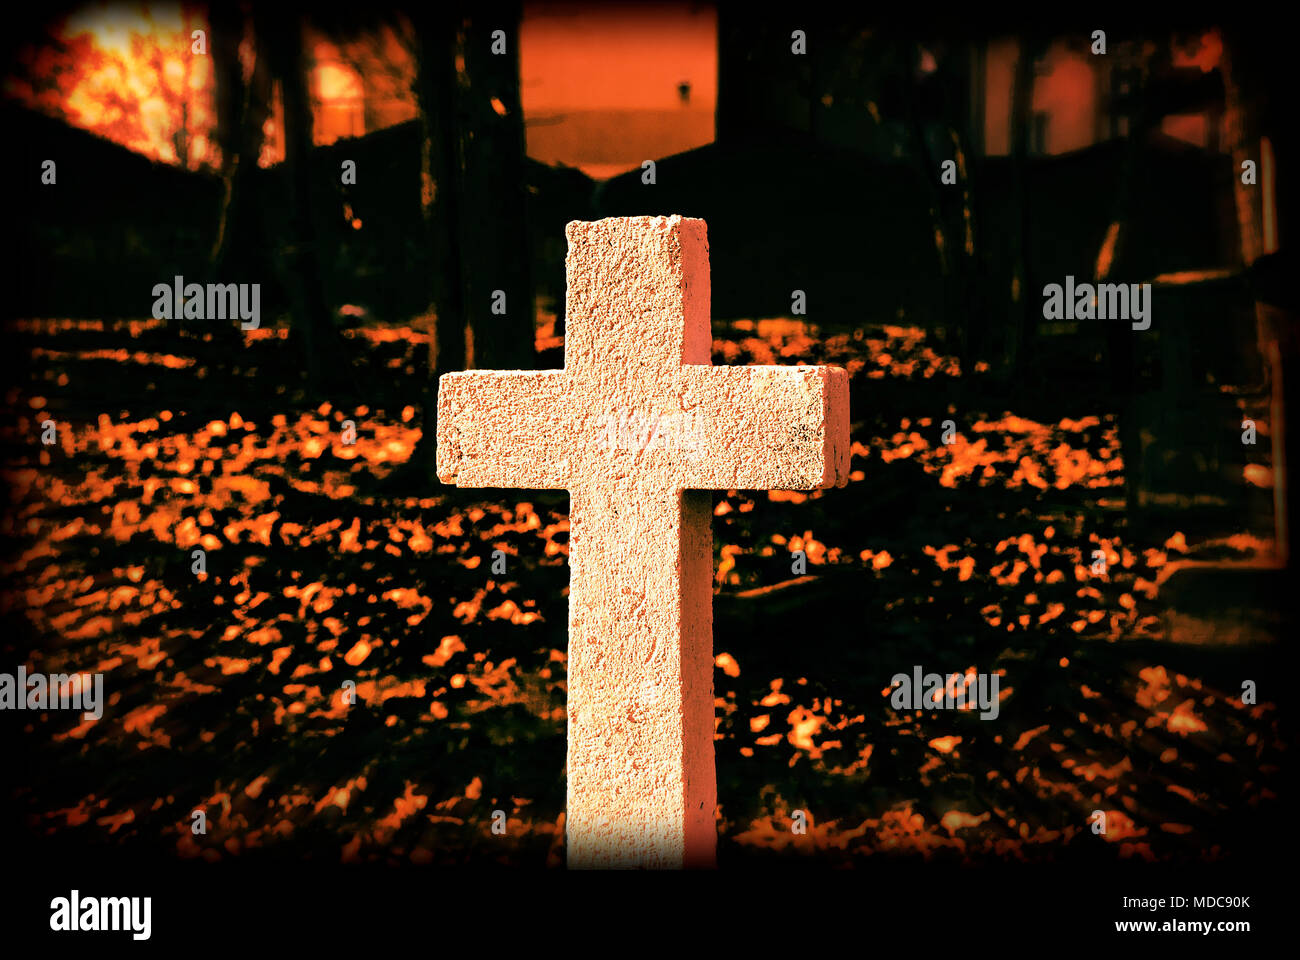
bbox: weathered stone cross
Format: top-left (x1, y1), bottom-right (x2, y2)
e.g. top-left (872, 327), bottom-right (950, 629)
top-left (436, 215), bottom-right (849, 868)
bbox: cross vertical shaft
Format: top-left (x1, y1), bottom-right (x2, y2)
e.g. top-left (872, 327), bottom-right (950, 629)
top-left (565, 484), bottom-right (716, 867)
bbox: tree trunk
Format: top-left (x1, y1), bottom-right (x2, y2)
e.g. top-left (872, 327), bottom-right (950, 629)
top-left (1221, 33), bottom-right (1262, 268)
top-left (207, 1), bottom-right (249, 279)
top-left (1006, 34), bottom-right (1036, 384)
top-left (1100, 45), bottom-right (1160, 542)
top-left (406, 6), bottom-right (536, 476)
top-left (956, 40), bottom-right (987, 378)
top-left (460, 3), bottom-right (534, 371)
top-left (413, 7), bottom-right (469, 380)
top-left (204, 3), bottom-right (271, 357)
top-left (263, 8), bottom-right (338, 396)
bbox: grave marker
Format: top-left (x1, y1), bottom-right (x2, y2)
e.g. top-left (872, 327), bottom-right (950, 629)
top-left (437, 215), bottom-right (849, 867)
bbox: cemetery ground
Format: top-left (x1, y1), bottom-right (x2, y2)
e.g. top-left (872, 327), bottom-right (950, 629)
top-left (1, 314), bottom-right (1288, 869)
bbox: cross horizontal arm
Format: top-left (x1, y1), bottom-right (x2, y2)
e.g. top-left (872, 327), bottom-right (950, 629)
top-left (674, 364), bottom-right (851, 491)
top-left (436, 370), bottom-right (572, 489)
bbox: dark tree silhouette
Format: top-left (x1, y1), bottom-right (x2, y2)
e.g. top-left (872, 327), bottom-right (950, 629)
top-left (407, 4), bottom-right (535, 473)
top-left (261, 7), bottom-right (349, 395)
top-left (207, 1), bottom-right (269, 285)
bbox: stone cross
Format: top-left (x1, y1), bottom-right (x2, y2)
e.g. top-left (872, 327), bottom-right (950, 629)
top-left (436, 215), bottom-right (849, 868)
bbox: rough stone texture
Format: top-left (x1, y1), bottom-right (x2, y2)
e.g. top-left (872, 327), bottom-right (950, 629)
top-left (437, 215), bottom-right (850, 868)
